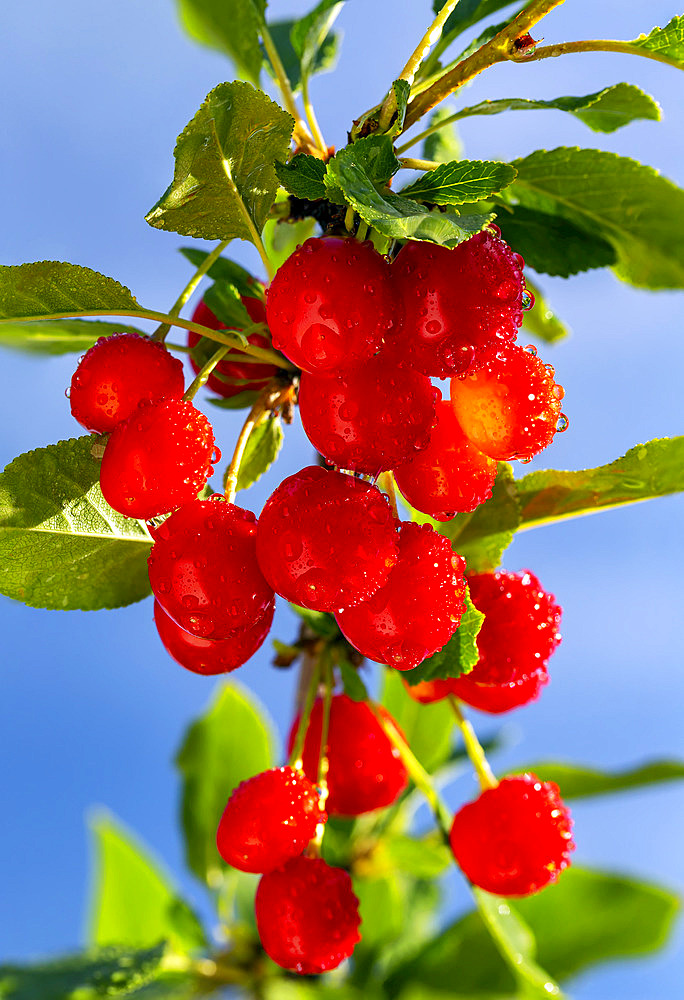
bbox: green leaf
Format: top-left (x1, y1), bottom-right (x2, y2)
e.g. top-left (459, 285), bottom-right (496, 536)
top-left (402, 587), bottom-right (484, 687)
top-left (353, 874), bottom-right (406, 951)
top-left (380, 669), bottom-right (454, 772)
top-left (0, 436), bottom-right (152, 611)
top-left (326, 154), bottom-right (493, 246)
top-left (289, 604), bottom-right (339, 639)
top-left (0, 319), bottom-right (145, 356)
top-left (439, 463), bottom-right (521, 573)
top-left (179, 247), bottom-right (260, 298)
top-left (331, 135), bottom-right (401, 187)
top-left (290, 0), bottom-right (345, 80)
top-left (389, 79), bottom-right (411, 136)
top-left (430, 0), bottom-right (519, 46)
top-left (202, 280), bottom-right (252, 330)
top-left (275, 154), bottom-right (327, 200)
top-left (263, 214), bottom-right (318, 271)
top-left (339, 658), bottom-right (370, 701)
top-left (517, 437), bottom-right (684, 530)
top-left (0, 946), bottom-right (169, 1000)
top-left (515, 867), bottom-right (680, 981)
top-left (146, 82), bottom-right (293, 243)
top-left (402, 159), bottom-right (517, 206)
top-left (521, 277), bottom-right (569, 344)
top-left (207, 388), bottom-right (261, 409)
top-left (175, 680), bottom-right (276, 885)
top-left (89, 813), bottom-right (205, 953)
top-left (513, 758), bottom-right (684, 799)
top-left (232, 413), bottom-right (284, 492)
top-left (495, 203), bottom-right (616, 278)
top-left (454, 84), bottom-right (661, 134)
top-left (175, 0), bottom-right (264, 84)
top-left (0, 261), bottom-right (140, 321)
top-left (631, 15), bottom-right (684, 68)
top-left (383, 834), bottom-right (452, 879)
top-left (508, 147), bottom-right (684, 288)
top-left (265, 19), bottom-right (339, 95)
top-left (423, 108), bottom-right (464, 163)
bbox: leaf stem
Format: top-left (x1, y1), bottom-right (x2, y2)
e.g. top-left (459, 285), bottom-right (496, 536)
top-left (404, 0), bottom-right (566, 130)
top-left (183, 345), bottom-right (230, 401)
top-left (372, 703), bottom-right (453, 840)
top-left (512, 37), bottom-right (684, 70)
top-left (301, 74), bottom-right (328, 154)
top-left (170, 239), bottom-right (231, 318)
top-left (398, 157), bottom-right (440, 171)
top-left (449, 697), bottom-right (498, 791)
top-left (379, 470), bottom-right (400, 520)
top-left (290, 651), bottom-right (322, 769)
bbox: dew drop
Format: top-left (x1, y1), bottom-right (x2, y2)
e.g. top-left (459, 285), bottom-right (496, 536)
top-left (522, 288), bottom-right (535, 310)
top-left (556, 413), bottom-right (569, 433)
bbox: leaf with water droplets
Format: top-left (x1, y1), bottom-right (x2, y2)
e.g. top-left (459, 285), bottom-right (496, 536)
top-left (0, 436), bottom-right (152, 610)
top-left (0, 261), bottom-right (140, 321)
top-left (630, 15), bottom-right (684, 67)
top-left (146, 82), bottom-right (294, 244)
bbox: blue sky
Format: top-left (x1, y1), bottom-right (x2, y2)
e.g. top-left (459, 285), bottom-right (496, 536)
top-left (1, 2), bottom-right (683, 996)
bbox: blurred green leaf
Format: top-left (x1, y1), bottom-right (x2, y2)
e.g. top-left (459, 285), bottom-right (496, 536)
top-left (179, 247), bottom-right (260, 298)
top-left (495, 203), bottom-right (616, 278)
top-left (88, 813), bottom-right (205, 953)
top-left (0, 319), bottom-right (144, 356)
top-left (291, 0), bottom-right (345, 81)
top-left (207, 388), bottom-right (261, 409)
top-left (146, 82), bottom-right (293, 243)
top-left (175, 0), bottom-right (264, 84)
top-left (339, 658), bottom-right (370, 701)
top-left (263, 213), bottom-right (318, 271)
top-left (512, 759), bottom-right (684, 799)
top-left (423, 108), bottom-right (464, 163)
top-left (521, 278), bottom-right (569, 344)
top-left (202, 281), bottom-right (252, 330)
top-left (289, 604), bottom-right (340, 639)
top-left (384, 834), bottom-right (452, 879)
top-left (176, 681), bottom-right (276, 885)
top-left (381, 669), bottom-right (454, 772)
top-left (353, 874), bottom-right (406, 951)
top-left (402, 160), bottom-right (517, 206)
top-left (233, 414), bottom-right (284, 493)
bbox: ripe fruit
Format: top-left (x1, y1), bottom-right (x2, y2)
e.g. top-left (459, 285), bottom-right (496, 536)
top-left (148, 497), bottom-right (274, 639)
top-left (449, 670), bottom-right (548, 714)
top-left (288, 695), bottom-right (408, 816)
top-left (466, 570), bottom-right (562, 685)
top-left (266, 236), bottom-right (397, 373)
top-left (99, 398), bottom-right (216, 519)
top-left (69, 333), bottom-right (184, 433)
top-left (392, 230), bottom-right (525, 377)
top-left (153, 598), bottom-right (274, 675)
top-left (298, 350), bottom-right (439, 475)
top-left (336, 522), bottom-right (467, 671)
top-left (255, 856), bottom-right (361, 974)
top-left (450, 343), bottom-right (565, 461)
top-left (216, 766), bottom-right (326, 873)
top-left (256, 466), bottom-right (398, 612)
top-left (449, 773), bottom-right (574, 895)
top-left (188, 297), bottom-right (278, 398)
top-left (394, 400), bottom-right (498, 519)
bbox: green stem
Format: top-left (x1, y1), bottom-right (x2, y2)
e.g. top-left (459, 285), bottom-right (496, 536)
top-left (379, 471), bottom-right (400, 520)
top-left (261, 21), bottom-right (316, 152)
top-left (301, 74), bottom-right (327, 154)
top-left (372, 703), bottom-right (452, 840)
top-left (183, 346), bottom-right (230, 401)
top-left (449, 697), bottom-right (498, 791)
top-left (344, 206), bottom-right (356, 233)
top-left (290, 653), bottom-right (322, 768)
top-left (170, 239), bottom-right (231, 319)
top-left (513, 37), bottom-right (684, 70)
top-left (223, 383), bottom-right (283, 503)
top-left (398, 156), bottom-right (440, 171)
top-left (403, 0), bottom-right (566, 130)
top-left (317, 653), bottom-right (334, 790)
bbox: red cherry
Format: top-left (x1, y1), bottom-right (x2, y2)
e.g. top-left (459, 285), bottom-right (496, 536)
top-left (298, 350), bottom-right (439, 475)
top-left (394, 400), bottom-right (497, 519)
top-left (99, 398), bottom-right (216, 519)
top-left (69, 333), bottom-right (184, 433)
top-left (404, 670), bottom-right (547, 714)
top-left (153, 598), bottom-right (274, 675)
top-left (450, 343), bottom-right (565, 461)
top-left (450, 773), bottom-right (574, 896)
top-left (148, 497), bottom-right (274, 639)
top-left (188, 298), bottom-right (278, 397)
top-left (266, 236), bottom-right (398, 374)
top-left (256, 466), bottom-right (398, 612)
top-left (288, 695), bottom-right (408, 816)
top-left (466, 570), bottom-right (562, 685)
top-left (216, 766), bottom-right (326, 873)
top-left (336, 522), bottom-right (467, 671)
top-left (255, 856), bottom-right (361, 974)
top-left (392, 230), bottom-right (525, 377)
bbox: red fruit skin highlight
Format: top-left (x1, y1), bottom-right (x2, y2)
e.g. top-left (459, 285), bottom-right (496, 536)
top-left (450, 343), bottom-right (565, 461)
top-left (188, 298), bottom-right (277, 397)
top-left (266, 236), bottom-right (397, 374)
top-left (288, 695), bottom-right (408, 817)
top-left (216, 766), bottom-right (326, 874)
top-left (153, 598), bottom-right (274, 675)
top-left (336, 522), bottom-right (467, 671)
top-left (394, 400), bottom-right (497, 519)
top-left (450, 773), bottom-right (575, 896)
top-left (255, 856), bottom-right (361, 974)
top-left (99, 398), bottom-right (216, 519)
top-left (256, 466), bottom-right (398, 612)
top-left (392, 231), bottom-right (525, 377)
top-left (298, 351), bottom-right (439, 475)
top-left (70, 333), bottom-right (185, 433)
top-left (148, 497), bottom-right (275, 639)
top-left (405, 670), bottom-right (548, 714)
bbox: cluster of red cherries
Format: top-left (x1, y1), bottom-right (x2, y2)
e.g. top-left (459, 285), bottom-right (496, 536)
top-left (68, 227), bottom-right (573, 976)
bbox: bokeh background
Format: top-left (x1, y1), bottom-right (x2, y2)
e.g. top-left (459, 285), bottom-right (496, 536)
top-left (1, 2), bottom-right (683, 996)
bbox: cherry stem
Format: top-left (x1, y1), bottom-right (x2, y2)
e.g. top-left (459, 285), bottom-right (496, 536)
top-left (153, 239), bottom-right (231, 344)
top-left (398, 156), bottom-right (440, 171)
top-left (223, 387), bottom-right (274, 504)
top-left (183, 345), bottom-right (230, 401)
top-left (449, 696), bottom-right (498, 791)
top-left (301, 74), bottom-right (328, 154)
top-left (379, 471), bottom-right (400, 520)
top-left (316, 654), bottom-right (334, 793)
top-left (289, 651), bottom-right (322, 769)
top-left (260, 22), bottom-right (322, 156)
top-left (372, 703), bottom-right (453, 841)
top-left (511, 36), bottom-right (684, 70)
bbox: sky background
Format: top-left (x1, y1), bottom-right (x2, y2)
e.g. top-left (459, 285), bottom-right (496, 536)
top-left (1, 2), bottom-right (683, 997)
